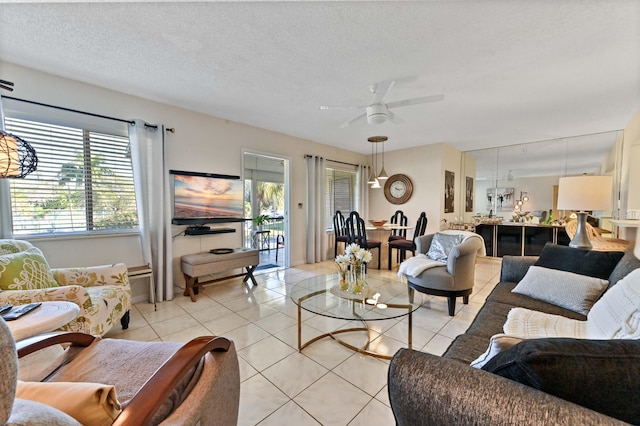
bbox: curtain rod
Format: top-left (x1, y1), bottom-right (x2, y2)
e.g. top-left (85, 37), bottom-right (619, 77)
top-left (3, 95), bottom-right (175, 133)
top-left (304, 154), bottom-right (360, 167)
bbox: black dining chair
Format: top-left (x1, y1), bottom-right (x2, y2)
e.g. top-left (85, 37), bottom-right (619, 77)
top-left (345, 211), bottom-right (381, 269)
top-left (388, 210), bottom-right (408, 242)
top-left (333, 210), bottom-right (349, 258)
top-left (388, 212), bottom-right (428, 270)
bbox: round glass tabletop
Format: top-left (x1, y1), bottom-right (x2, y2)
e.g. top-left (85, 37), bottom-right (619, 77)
top-left (290, 273), bottom-right (422, 322)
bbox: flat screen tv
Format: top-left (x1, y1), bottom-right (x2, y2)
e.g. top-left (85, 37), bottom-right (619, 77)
top-left (170, 170), bottom-right (245, 225)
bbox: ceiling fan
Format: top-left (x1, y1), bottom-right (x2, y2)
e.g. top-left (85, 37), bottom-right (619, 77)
top-left (319, 79), bottom-right (444, 128)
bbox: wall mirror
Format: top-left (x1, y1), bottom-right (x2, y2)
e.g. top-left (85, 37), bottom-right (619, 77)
top-left (464, 130), bottom-right (623, 227)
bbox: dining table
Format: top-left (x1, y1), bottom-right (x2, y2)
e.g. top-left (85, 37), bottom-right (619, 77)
top-left (364, 223), bottom-right (413, 270)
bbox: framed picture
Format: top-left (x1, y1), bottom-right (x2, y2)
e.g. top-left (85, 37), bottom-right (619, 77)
top-left (465, 176), bottom-right (473, 212)
top-left (486, 187), bottom-right (514, 211)
top-left (444, 170), bottom-right (455, 213)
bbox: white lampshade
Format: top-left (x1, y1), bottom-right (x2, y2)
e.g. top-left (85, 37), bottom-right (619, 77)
top-left (557, 175), bottom-right (613, 211)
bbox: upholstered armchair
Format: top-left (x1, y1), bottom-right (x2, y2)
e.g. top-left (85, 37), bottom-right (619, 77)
top-left (0, 239), bottom-right (131, 336)
top-left (0, 318), bottom-right (240, 425)
top-left (400, 231), bottom-right (484, 316)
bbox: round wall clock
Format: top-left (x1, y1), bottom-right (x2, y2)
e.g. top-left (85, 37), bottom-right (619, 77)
top-left (384, 174), bottom-right (413, 204)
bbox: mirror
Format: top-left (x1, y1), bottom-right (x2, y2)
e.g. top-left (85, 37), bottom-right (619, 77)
top-left (465, 130), bottom-right (622, 226)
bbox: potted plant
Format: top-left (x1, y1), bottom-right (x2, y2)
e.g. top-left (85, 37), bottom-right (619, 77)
top-left (252, 214), bottom-right (270, 231)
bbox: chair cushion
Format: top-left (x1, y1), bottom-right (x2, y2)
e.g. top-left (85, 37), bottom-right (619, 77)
top-left (426, 232), bottom-right (464, 261)
top-left (511, 266), bottom-right (608, 315)
top-left (16, 380), bottom-right (121, 426)
top-left (534, 243), bottom-right (624, 280)
top-left (482, 338), bottom-right (640, 425)
top-left (9, 399), bottom-right (81, 426)
top-left (0, 247), bottom-right (59, 290)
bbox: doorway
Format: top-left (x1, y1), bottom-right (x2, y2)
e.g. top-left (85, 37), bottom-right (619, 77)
top-left (243, 152), bottom-right (289, 271)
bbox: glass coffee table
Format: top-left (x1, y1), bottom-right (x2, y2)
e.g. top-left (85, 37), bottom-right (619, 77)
top-left (290, 274), bottom-right (422, 359)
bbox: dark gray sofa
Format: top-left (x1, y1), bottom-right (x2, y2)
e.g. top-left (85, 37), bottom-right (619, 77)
top-left (388, 246), bottom-right (640, 425)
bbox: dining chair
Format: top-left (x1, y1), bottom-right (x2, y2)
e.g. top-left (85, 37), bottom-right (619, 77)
top-left (389, 210), bottom-right (408, 241)
top-left (345, 211), bottom-right (381, 269)
top-left (388, 212), bottom-right (428, 270)
top-left (333, 210), bottom-right (350, 258)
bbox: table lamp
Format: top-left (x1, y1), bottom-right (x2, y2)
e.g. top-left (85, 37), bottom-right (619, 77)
top-left (557, 175), bottom-right (613, 249)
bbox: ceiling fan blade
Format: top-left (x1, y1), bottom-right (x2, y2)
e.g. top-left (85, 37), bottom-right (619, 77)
top-left (339, 111), bottom-right (367, 128)
top-left (372, 79), bottom-right (395, 104)
top-left (387, 110), bottom-right (404, 125)
top-left (318, 104), bottom-right (365, 111)
top-left (386, 94), bottom-right (444, 109)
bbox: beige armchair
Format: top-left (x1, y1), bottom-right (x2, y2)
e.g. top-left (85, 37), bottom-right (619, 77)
top-left (0, 239), bottom-right (131, 336)
top-left (0, 318), bottom-right (240, 425)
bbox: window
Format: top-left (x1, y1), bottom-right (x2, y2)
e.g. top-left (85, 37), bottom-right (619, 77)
top-left (5, 117), bottom-right (138, 235)
top-left (326, 167), bottom-right (356, 229)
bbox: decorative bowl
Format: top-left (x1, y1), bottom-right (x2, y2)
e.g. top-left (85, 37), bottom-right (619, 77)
top-left (368, 219), bottom-right (388, 227)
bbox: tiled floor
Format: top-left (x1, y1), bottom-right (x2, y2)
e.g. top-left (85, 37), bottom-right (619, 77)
top-left (106, 256), bottom-right (502, 425)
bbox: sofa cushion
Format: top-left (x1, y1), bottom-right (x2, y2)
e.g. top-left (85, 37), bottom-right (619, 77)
top-left (607, 248), bottom-right (640, 287)
top-left (426, 232), bottom-right (464, 261)
top-left (442, 333), bottom-right (494, 364)
top-left (485, 282), bottom-right (588, 320)
top-left (586, 268), bottom-right (640, 339)
top-left (534, 243), bottom-right (624, 280)
top-left (482, 338), bottom-right (640, 425)
top-left (511, 266), bottom-right (608, 315)
top-left (0, 247), bottom-right (59, 290)
top-left (470, 334), bottom-right (523, 369)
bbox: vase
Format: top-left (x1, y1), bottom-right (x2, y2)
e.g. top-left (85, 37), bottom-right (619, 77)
top-left (351, 265), bottom-right (367, 295)
top-left (339, 269), bottom-right (349, 291)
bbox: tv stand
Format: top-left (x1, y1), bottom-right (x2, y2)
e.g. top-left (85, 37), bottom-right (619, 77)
top-left (185, 226), bottom-right (236, 236)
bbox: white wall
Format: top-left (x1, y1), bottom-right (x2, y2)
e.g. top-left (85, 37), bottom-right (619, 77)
top-left (368, 143), bottom-right (462, 235)
top-left (0, 61), bottom-right (367, 297)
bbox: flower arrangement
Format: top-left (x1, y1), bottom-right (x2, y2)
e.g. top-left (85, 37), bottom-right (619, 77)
top-left (335, 243), bottom-right (372, 293)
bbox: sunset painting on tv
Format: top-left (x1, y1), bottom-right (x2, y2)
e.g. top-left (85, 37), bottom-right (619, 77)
top-left (173, 174), bottom-right (244, 219)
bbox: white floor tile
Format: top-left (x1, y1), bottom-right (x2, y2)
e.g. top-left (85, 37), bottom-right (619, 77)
top-left (294, 372), bottom-right (373, 425)
top-left (119, 258), bottom-right (500, 425)
top-left (238, 335), bottom-right (296, 372)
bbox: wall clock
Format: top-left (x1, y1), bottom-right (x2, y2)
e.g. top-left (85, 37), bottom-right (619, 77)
top-left (384, 174), bottom-right (413, 204)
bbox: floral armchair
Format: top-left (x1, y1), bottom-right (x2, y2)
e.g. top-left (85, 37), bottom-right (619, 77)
top-left (0, 239), bottom-right (131, 337)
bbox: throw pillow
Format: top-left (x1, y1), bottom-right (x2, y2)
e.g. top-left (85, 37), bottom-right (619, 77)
top-left (587, 268), bottom-right (640, 339)
top-left (511, 265), bottom-right (608, 315)
top-left (534, 243), bottom-right (624, 280)
top-left (482, 338), bottom-right (640, 425)
top-left (470, 334), bottom-right (523, 369)
top-left (0, 247), bottom-right (59, 290)
top-left (426, 232), bottom-right (464, 262)
top-left (16, 380), bottom-right (122, 426)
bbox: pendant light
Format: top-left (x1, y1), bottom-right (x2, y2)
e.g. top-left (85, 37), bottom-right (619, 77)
top-left (378, 138), bottom-right (388, 180)
top-left (368, 136), bottom-right (388, 187)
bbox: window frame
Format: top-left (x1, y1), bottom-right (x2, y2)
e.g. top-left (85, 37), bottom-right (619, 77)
top-left (3, 115), bottom-right (139, 238)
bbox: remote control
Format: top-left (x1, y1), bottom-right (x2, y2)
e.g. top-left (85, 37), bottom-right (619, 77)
top-left (2, 302), bottom-right (42, 321)
top-left (0, 304), bottom-right (12, 315)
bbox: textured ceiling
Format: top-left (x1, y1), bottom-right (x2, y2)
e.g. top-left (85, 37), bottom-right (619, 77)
top-left (0, 1), bottom-right (639, 168)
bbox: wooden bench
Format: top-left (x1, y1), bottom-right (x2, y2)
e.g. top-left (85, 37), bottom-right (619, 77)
top-left (180, 248), bottom-right (259, 302)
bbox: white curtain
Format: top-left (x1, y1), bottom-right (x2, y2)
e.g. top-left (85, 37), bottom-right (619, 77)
top-left (0, 94), bottom-right (12, 238)
top-left (306, 155), bottom-right (327, 263)
top-left (128, 120), bottom-right (173, 301)
top-left (356, 164), bottom-right (370, 217)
